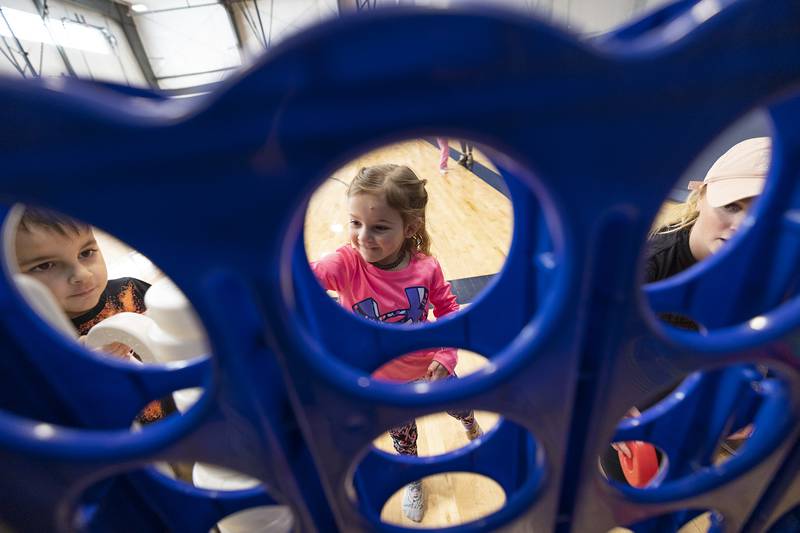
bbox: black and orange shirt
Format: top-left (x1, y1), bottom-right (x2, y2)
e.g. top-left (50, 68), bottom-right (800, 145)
top-left (72, 277), bottom-right (150, 335)
top-left (72, 277), bottom-right (176, 424)
top-left (645, 228), bottom-right (699, 331)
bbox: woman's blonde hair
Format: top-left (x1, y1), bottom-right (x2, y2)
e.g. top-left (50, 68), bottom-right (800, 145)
top-left (347, 164), bottom-right (431, 256)
top-left (649, 186), bottom-right (703, 238)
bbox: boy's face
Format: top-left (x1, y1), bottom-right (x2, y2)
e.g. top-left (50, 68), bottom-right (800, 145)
top-left (15, 225), bottom-right (108, 318)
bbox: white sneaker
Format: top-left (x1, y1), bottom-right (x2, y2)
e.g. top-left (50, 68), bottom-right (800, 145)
top-left (402, 481), bottom-right (425, 522)
top-left (439, 167), bottom-right (448, 174)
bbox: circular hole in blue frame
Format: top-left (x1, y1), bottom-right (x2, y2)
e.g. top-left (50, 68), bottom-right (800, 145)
top-left (601, 364), bottom-right (796, 503)
top-left (350, 416), bottom-right (545, 531)
top-left (286, 135), bottom-right (568, 406)
top-left (610, 509), bottom-right (723, 533)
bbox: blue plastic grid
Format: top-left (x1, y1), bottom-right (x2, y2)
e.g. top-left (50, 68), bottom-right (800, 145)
top-left (0, 1), bottom-right (799, 531)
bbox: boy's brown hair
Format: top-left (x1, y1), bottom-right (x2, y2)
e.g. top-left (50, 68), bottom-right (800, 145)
top-left (17, 206), bottom-right (89, 236)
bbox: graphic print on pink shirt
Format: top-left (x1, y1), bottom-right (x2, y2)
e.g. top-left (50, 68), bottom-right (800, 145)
top-left (353, 286), bottom-right (429, 324)
top-left (311, 245), bottom-right (459, 382)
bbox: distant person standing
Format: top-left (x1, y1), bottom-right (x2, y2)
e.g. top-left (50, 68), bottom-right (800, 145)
top-left (435, 137), bottom-right (449, 174)
top-left (458, 140), bottom-right (474, 169)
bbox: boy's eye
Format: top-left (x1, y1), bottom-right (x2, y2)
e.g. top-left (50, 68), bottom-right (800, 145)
top-left (374, 226), bottom-right (389, 231)
top-left (80, 248), bottom-right (98, 259)
top-left (349, 220), bottom-right (361, 227)
top-left (29, 262), bottom-right (55, 273)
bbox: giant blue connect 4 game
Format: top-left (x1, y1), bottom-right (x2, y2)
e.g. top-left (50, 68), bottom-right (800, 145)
top-left (0, 0), bottom-right (799, 531)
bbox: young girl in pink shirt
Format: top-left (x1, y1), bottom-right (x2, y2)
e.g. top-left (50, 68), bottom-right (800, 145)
top-left (311, 164), bottom-right (483, 523)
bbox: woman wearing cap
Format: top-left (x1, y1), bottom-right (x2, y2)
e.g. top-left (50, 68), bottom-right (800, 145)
top-left (646, 136), bottom-right (770, 283)
top-left (605, 137), bottom-right (771, 485)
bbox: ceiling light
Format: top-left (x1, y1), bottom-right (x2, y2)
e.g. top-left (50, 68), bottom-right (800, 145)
top-left (0, 7), bottom-right (110, 54)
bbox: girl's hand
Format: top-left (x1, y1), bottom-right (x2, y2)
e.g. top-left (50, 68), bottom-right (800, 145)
top-left (425, 361), bottom-right (449, 382)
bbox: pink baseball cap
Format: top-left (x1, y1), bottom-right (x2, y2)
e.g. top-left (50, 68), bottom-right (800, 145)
top-left (688, 137), bottom-right (771, 208)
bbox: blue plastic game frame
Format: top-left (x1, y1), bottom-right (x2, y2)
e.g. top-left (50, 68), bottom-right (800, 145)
top-left (0, 0), bottom-right (799, 531)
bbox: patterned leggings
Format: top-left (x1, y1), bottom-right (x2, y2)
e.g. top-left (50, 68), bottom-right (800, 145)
top-left (389, 408), bottom-right (477, 456)
top-left (388, 376), bottom-right (477, 456)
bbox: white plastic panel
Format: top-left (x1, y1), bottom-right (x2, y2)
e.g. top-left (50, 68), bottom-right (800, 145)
top-left (234, 0), bottom-right (337, 64)
top-left (132, 3), bottom-right (241, 88)
top-left (0, 0), bottom-right (146, 85)
top-left (419, 0), bottom-right (676, 36)
top-left (47, 1), bottom-right (147, 86)
top-left (0, 2), bottom-right (68, 77)
top-left (128, 0), bottom-right (222, 11)
top-left (156, 69), bottom-right (230, 90)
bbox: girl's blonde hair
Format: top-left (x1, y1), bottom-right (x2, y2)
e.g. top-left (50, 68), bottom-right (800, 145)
top-left (347, 164), bottom-right (431, 256)
top-left (649, 186), bottom-right (703, 237)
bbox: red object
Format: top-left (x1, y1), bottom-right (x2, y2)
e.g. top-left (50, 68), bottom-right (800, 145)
top-left (618, 441), bottom-right (659, 488)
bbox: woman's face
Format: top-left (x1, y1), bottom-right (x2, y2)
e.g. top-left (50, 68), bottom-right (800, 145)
top-left (689, 192), bottom-right (756, 260)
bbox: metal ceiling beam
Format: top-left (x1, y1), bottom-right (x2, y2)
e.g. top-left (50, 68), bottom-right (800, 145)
top-left (111, 2), bottom-right (159, 88)
top-left (337, 0), bottom-right (357, 13)
top-left (32, 0), bottom-right (76, 76)
top-left (0, 11), bottom-right (36, 77)
top-left (54, 0), bottom-right (158, 88)
top-left (221, 0), bottom-right (246, 53)
top-left (61, 0), bottom-right (123, 22)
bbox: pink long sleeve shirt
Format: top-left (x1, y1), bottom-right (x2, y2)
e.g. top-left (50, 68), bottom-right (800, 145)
top-left (311, 245), bottom-right (459, 382)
